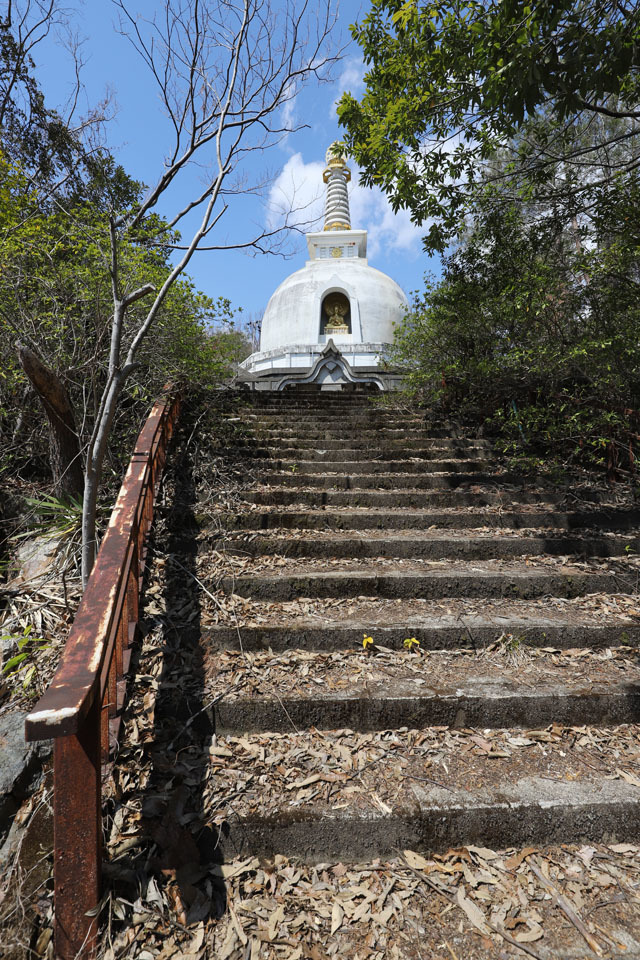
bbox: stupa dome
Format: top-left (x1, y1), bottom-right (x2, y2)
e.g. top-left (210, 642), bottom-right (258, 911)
top-left (259, 254), bottom-right (407, 352)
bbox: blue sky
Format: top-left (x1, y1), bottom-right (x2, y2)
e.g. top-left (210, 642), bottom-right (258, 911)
top-left (32, 0), bottom-right (439, 325)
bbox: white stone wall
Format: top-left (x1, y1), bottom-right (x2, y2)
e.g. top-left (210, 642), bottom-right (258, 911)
top-left (242, 341), bottom-right (392, 375)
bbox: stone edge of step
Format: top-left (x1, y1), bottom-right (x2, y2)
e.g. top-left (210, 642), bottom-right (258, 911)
top-left (217, 776), bottom-right (640, 861)
top-left (214, 678), bottom-right (640, 734)
top-left (202, 621), bottom-right (640, 651)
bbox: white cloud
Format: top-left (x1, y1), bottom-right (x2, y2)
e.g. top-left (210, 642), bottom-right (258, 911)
top-left (280, 79), bottom-right (297, 140)
top-left (281, 98), bottom-right (296, 135)
top-left (349, 177), bottom-right (422, 259)
top-left (266, 152), bottom-right (325, 233)
top-left (329, 57), bottom-right (366, 119)
top-left (266, 150), bottom-right (424, 260)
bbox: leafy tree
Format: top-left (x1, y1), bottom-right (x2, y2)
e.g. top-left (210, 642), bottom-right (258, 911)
top-left (1, 1), bottom-right (111, 200)
top-left (391, 185), bottom-right (640, 475)
top-left (0, 150), bottom-right (242, 505)
top-left (339, 0), bottom-right (640, 477)
top-left (2, 0), bottom-right (339, 584)
top-left (338, 0), bottom-right (640, 250)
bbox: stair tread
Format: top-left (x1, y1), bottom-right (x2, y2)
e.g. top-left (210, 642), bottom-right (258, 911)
top-left (254, 431), bottom-right (490, 442)
top-left (200, 588), bottom-right (640, 625)
top-left (247, 481), bottom-right (526, 497)
top-left (217, 531), bottom-right (639, 560)
top-left (217, 502), bottom-right (632, 516)
top-left (218, 553), bottom-right (633, 569)
top-left (205, 646), bottom-right (640, 732)
top-left (214, 554), bottom-right (635, 576)
top-left (226, 445), bottom-right (493, 459)
top-left (199, 722), bottom-right (640, 860)
top-left (213, 505), bottom-right (566, 516)
top-left (203, 845), bottom-right (640, 960)
top-left (243, 457), bottom-right (492, 468)
top-left (217, 528), bottom-right (638, 542)
top-left (216, 506), bottom-right (640, 532)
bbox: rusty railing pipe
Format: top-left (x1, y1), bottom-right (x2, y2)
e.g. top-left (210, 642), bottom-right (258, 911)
top-left (25, 391), bottom-right (180, 959)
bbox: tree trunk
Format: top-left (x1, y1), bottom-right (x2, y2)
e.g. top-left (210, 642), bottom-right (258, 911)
top-left (81, 372), bottom-right (125, 586)
top-left (11, 384), bottom-right (32, 444)
top-left (16, 342), bottom-right (84, 501)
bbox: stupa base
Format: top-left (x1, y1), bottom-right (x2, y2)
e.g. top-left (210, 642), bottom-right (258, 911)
top-left (238, 340), bottom-right (403, 392)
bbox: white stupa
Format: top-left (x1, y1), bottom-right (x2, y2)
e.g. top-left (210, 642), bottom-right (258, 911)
top-left (240, 143), bottom-right (408, 391)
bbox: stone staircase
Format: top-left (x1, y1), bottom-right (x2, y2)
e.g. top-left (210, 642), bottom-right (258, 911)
top-left (196, 391), bottom-right (640, 862)
top-left (127, 388), bottom-right (640, 959)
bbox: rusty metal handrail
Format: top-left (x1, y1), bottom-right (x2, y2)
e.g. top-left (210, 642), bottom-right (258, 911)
top-left (25, 391), bottom-right (180, 959)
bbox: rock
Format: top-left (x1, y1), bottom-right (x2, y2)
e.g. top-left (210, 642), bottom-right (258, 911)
top-left (0, 768), bottom-right (54, 960)
top-left (11, 533), bottom-right (63, 586)
top-left (0, 709), bottom-right (51, 837)
top-left (2, 631), bottom-right (18, 665)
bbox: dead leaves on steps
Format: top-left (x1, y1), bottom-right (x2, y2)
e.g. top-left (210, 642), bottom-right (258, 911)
top-left (98, 842), bottom-right (640, 959)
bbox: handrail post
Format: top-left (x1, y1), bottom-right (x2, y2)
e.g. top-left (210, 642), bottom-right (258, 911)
top-left (54, 691), bottom-right (101, 959)
top-left (126, 538), bottom-right (139, 641)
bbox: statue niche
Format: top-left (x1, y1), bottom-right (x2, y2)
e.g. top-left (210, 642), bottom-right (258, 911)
top-left (320, 292), bottom-right (351, 336)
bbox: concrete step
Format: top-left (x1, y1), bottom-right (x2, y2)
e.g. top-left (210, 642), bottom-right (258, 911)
top-left (221, 562), bottom-right (636, 601)
top-left (244, 407), bottom-right (440, 421)
top-left (243, 401), bottom-right (439, 415)
top-left (243, 458), bottom-right (494, 474)
top-left (253, 430), bottom-right (491, 448)
top-left (204, 616), bottom-right (640, 652)
top-left (243, 397), bottom-right (430, 408)
top-left (253, 473), bottom-right (540, 493)
top-left (247, 415), bottom-right (459, 433)
top-left (245, 399), bottom-right (387, 405)
top-left (243, 487), bottom-right (552, 507)
top-left (246, 396), bottom-right (380, 405)
top-left (208, 648), bottom-right (640, 733)
top-left (229, 437), bottom-right (491, 453)
top-left (206, 724), bottom-right (640, 860)
top-left (252, 424), bottom-right (471, 440)
top-left (220, 507), bottom-right (640, 531)
top-left (232, 449), bottom-right (493, 468)
top-left (220, 532), bottom-right (640, 560)
top-left (244, 404), bottom-right (390, 416)
top-left (204, 851), bottom-right (640, 960)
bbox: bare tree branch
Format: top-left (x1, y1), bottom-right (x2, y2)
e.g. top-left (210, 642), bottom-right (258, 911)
top-left (79, 0), bottom-right (340, 582)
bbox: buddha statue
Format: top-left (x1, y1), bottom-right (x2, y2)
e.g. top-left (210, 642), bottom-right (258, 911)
top-left (324, 297), bottom-right (350, 334)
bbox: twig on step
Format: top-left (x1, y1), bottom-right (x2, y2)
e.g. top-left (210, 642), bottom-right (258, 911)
top-left (528, 860), bottom-right (603, 957)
